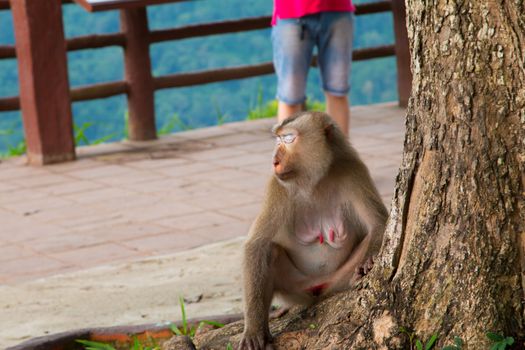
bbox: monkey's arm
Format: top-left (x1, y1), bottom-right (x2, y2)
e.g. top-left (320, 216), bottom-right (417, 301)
top-left (349, 174), bottom-right (388, 256)
top-left (240, 236), bottom-right (274, 349)
top-left (240, 180), bottom-right (288, 350)
top-left (330, 167), bottom-right (388, 289)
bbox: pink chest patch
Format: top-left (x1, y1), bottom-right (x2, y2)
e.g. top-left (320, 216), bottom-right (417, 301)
top-left (317, 229), bottom-right (336, 244)
top-left (294, 206), bottom-right (347, 248)
top-left (296, 220), bottom-right (347, 248)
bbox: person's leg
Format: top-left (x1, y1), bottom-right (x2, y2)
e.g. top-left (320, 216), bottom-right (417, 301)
top-left (325, 93), bottom-right (350, 136)
top-left (317, 12), bottom-right (354, 136)
top-left (277, 101), bottom-right (304, 122)
top-left (272, 18), bottom-right (314, 122)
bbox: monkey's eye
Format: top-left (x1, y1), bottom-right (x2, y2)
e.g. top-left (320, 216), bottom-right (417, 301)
top-left (282, 134), bottom-right (296, 144)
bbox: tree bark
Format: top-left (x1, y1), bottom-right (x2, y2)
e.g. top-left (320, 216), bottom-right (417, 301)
top-left (192, 1), bottom-right (525, 348)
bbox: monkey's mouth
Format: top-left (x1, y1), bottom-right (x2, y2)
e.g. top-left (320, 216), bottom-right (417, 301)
top-left (275, 170), bottom-right (295, 181)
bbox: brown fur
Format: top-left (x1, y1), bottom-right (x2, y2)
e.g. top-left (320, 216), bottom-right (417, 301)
top-left (239, 112), bottom-right (388, 350)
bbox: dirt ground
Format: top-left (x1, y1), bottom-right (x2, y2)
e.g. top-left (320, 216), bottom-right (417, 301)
top-left (0, 238), bottom-right (244, 348)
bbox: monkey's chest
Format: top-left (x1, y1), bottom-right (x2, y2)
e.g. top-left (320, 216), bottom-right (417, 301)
top-left (293, 208), bottom-right (347, 249)
top-left (288, 207), bottom-right (355, 276)
top-left (289, 208), bottom-right (352, 276)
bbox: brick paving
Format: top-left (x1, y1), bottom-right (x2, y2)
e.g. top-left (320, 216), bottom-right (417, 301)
top-left (0, 103), bottom-right (405, 284)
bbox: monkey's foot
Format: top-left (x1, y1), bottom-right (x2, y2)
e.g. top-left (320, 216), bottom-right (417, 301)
top-left (270, 306), bottom-right (289, 319)
top-left (238, 331), bottom-right (273, 350)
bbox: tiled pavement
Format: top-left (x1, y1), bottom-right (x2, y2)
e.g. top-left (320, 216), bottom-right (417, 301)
top-left (0, 102), bottom-right (405, 285)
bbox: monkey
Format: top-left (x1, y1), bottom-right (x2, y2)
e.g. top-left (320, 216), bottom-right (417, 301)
top-left (239, 111), bottom-right (388, 350)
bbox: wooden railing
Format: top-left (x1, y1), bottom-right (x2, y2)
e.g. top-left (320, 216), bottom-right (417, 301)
top-left (0, 0), bottom-right (410, 165)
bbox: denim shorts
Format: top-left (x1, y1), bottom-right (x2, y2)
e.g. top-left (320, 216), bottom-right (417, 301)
top-left (272, 11), bottom-right (354, 105)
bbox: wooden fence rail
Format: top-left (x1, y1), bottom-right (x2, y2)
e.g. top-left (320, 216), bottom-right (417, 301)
top-left (0, 44), bottom-right (396, 113)
top-left (0, 0), bottom-right (411, 164)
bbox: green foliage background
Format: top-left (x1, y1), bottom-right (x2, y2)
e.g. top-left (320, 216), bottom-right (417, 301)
top-left (0, 0), bottom-right (396, 152)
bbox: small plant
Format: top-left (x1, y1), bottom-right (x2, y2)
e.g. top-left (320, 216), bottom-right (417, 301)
top-left (246, 94), bottom-right (327, 121)
top-left (226, 343), bottom-right (234, 350)
top-left (442, 336), bottom-right (463, 350)
top-left (76, 296), bottom-right (224, 350)
top-left (399, 327), bottom-right (438, 350)
top-left (0, 123), bottom-right (27, 158)
top-left (123, 111), bottom-right (129, 140)
top-left (76, 339), bottom-right (116, 350)
top-left (246, 99), bottom-right (278, 120)
top-left (212, 98), bottom-right (229, 126)
top-left (417, 334), bottom-right (437, 350)
top-left (129, 336), bottom-right (160, 350)
top-left (76, 335), bottom-right (160, 350)
top-left (246, 84), bottom-right (276, 120)
top-left (74, 122), bottom-right (93, 145)
top-left (306, 99), bottom-right (325, 112)
top-left (5, 139), bottom-right (27, 157)
top-left (74, 122), bottom-right (118, 146)
top-left (158, 113), bottom-right (193, 135)
top-left (169, 296), bottom-right (224, 339)
top-left (486, 332), bottom-right (514, 350)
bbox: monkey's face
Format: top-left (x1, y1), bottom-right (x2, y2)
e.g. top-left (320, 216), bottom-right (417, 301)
top-left (272, 115), bottom-right (334, 188)
top-left (272, 128), bottom-right (299, 181)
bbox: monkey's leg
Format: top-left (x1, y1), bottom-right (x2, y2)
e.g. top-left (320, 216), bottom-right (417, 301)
top-left (326, 235), bottom-right (375, 292)
top-left (273, 247), bottom-right (315, 306)
top-left (240, 242), bottom-right (280, 350)
top-left (270, 246), bottom-right (318, 319)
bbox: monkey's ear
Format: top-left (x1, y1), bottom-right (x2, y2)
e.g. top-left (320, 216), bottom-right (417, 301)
top-left (324, 123), bottom-right (335, 140)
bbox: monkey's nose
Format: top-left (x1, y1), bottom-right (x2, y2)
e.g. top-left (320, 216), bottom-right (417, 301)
top-left (273, 159), bottom-right (280, 167)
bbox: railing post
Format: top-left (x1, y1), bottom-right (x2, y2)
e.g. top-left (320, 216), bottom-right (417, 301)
top-left (391, 0), bottom-right (412, 108)
top-left (10, 0), bottom-right (75, 165)
top-left (120, 7), bottom-right (157, 141)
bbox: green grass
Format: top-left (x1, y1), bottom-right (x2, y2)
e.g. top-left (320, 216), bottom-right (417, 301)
top-left (441, 336), bottom-right (463, 350)
top-left (74, 122), bottom-right (118, 146)
top-left (246, 84), bottom-right (277, 120)
top-left (0, 121), bottom-right (26, 158)
top-left (399, 327), bottom-right (438, 350)
top-left (486, 332), bottom-right (514, 350)
top-left (2, 139), bottom-right (26, 158)
top-left (246, 98), bottom-right (326, 121)
top-left (398, 329), bottom-right (516, 350)
top-left (246, 99), bottom-right (278, 120)
top-left (158, 113), bottom-right (193, 135)
top-left (76, 336), bottom-right (160, 350)
top-left (76, 296), bottom-right (225, 350)
top-left (169, 295), bottom-right (225, 338)
top-left (76, 339), bottom-right (118, 350)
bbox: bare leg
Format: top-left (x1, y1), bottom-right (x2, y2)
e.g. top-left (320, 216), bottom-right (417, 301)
top-left (277, 101), bottom-right (304, 123)
top-left (325, 93), bottom-right (350, 137)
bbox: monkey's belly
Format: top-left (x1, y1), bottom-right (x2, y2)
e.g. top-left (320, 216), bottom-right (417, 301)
top-left (287, 239), bottom-right (353, 277)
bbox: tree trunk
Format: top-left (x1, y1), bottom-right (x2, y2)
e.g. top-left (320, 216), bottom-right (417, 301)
top-left (192, 1), bottom-right (525, 348)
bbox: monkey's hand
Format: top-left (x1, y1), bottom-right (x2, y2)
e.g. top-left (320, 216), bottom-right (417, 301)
top-left (358, 256), bottom-right (374, 277)
top-left (238, 330), bottom-right (273, 350)
top-left (349, 256), bottom-right (375, 285)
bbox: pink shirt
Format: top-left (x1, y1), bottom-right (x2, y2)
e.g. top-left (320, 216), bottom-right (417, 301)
top-left (272, 0), bottom-right (355, 25)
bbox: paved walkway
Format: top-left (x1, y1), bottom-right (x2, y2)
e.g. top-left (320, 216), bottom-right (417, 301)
top-left (0, 103), bottom-right (405, 285)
